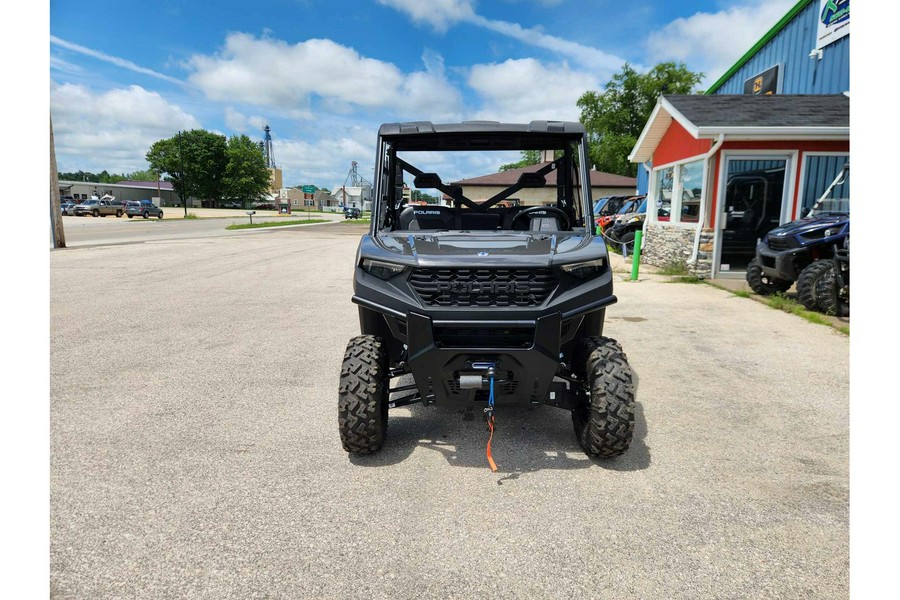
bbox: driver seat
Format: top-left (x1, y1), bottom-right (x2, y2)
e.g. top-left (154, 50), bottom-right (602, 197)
top-left (505, 206), bottom-right (563, 231)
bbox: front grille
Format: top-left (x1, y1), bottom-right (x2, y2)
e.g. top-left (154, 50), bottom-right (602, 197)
top-left (433, 326), bottom-right (534, 348)
top-left (409, 268), bottom-right (557, 307)
top-left (766, 236), bottom-right (793, 251)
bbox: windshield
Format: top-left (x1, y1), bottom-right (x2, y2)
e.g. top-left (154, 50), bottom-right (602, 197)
top-left (810, 198), bottom-right (849, 216)
top-left (375, 137), bottom-right (590, 234)
top-left (616, 200), bottom-right (636, 215)
top-left (593, 197), bottom-right (610, 214)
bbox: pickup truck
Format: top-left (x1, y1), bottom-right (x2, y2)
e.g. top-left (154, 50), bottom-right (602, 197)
top-left (74, 198), bottom-right (124, 217)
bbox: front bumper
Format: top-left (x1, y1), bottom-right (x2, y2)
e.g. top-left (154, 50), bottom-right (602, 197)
top-left (402, 311), bottom-right (564, 406)
top-left (756, 243), bottom-right (807, 281)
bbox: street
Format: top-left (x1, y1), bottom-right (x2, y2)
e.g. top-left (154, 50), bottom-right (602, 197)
top-left (50, 224), bottom-right (849, 599)
top-left (57, 210), bottom-right (346, 247)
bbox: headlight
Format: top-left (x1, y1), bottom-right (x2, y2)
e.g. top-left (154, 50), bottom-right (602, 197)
top-left (626, 215), bottom-right (645, 224)
top-left (560, 258), bottom-right (607, 279)
top-left (823, 228), bottom-right (839, 237)
top-left (360, 258), bottom-right (407, 280)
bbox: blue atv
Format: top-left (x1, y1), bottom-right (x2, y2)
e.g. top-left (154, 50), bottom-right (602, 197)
top-left (746, 164), bottom-right (849, 313)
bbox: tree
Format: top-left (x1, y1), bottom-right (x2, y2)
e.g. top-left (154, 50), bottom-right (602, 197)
top-left (577, 62), bottom-right (703, 177)
top-left (411, 190), bottom-right (438, 203)
top-left (146, 129), bottom-right (227, 205)
top-left (125, 169), bottom-right (159, 182)
top-left (499, 150), bottom-right (541, 172)
top-left (222, 134), bottom-right (271, 207)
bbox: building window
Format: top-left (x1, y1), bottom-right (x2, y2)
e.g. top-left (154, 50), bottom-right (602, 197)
top-left (292, 198), bottom-right (299, 206)
top-left (655, 167), bottom-right (673, 221)
top-left (801, 155), bottom-right (849, 215)
top-left (652, 159), bottom-right (705, 224)
top-left (679, 160), bottom-right (704, 223)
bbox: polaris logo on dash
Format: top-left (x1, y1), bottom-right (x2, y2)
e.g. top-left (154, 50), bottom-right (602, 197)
top-left (414, 210), bottom-right (442, 215)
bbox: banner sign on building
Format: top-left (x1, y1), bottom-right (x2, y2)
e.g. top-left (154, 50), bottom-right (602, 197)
top-left (817, 0), bottom-right (849, 50)
top-left (743, 65), bottom-right (780, 95)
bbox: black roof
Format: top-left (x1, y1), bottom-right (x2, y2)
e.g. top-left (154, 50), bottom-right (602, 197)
top-left (664, 94), bottom-right (849, 128)
top-left (378, 121), bottom-right (585, 136)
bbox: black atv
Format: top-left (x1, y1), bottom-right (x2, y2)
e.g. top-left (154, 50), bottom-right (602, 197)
top-left (339, 121), bottom-right (635, 462)
top-left (814, 236), bottom-right (849, 317)
top-left (746, 164), bottom-right (849, 311)
top-left (605, 196), bottom-right (647, 254)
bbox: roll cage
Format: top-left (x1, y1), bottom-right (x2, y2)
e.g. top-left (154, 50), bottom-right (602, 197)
top-left (370, 122), bottom-right (594, 233)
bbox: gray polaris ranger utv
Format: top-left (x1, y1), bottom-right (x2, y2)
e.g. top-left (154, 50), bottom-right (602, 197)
top-left (339, 121), bottom-right (635, 462)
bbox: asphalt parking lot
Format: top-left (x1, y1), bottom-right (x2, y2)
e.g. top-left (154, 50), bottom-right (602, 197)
top-left (50, 223), bottom-right (848, 599)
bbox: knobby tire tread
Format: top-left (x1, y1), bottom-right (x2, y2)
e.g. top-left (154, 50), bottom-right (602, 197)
top-left (573, 336), bottom-right (635, 458)
top-left (338, 335), bottom-right (388, 454)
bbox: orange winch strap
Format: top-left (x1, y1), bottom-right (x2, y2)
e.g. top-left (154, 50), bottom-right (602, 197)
top-left (486, 417), bottom-right (498, 472)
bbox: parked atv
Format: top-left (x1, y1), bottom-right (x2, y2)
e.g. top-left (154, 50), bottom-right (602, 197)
top-left (605, 196), bottom-right (647, 254)
top-left (597, 196), bottom-right (641, 235)
top-left (339, 121), bottom-right (635, 463)
top-left (746, 164), bottom-right (849, 310)
top-left (814, 236), bottom-right (849, 317)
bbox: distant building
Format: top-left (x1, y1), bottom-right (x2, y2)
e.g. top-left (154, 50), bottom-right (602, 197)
top-left (331, 185), bottom-right (373, 211)
top-left (57, 180), bottom-right (186, 207)
top-left (452, 164), bottom-right (636, 207)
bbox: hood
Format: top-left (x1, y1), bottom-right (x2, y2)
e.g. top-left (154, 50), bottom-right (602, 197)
top-left (369, 231), bottom-right (597, 268)
top-left (767, 214), bottom-right (849, 239)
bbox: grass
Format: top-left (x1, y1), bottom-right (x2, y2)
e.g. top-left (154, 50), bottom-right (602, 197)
top-left (225, 219), bottom-right (330, 230)
top-left (184, 213), bottom-right (199, 220)
top-left (664, 275), bottom-right (704, 284)
top-left (765, 293), bottom-right (842, 329)
top-left (731, 290), bottom-right (751, 298)
top-left (657, 260), bottom-right (690, 276)
top-left (341, 218), bottom-right (371, 225)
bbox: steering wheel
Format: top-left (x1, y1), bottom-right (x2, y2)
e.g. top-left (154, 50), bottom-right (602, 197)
top-left (510, 206), bottom-right (571, 230)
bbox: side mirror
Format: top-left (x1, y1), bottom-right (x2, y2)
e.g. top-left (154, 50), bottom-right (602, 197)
top-left (414, 173), bottom-right (442, 188)
top-left (517, 172), bottom-right (546, 188)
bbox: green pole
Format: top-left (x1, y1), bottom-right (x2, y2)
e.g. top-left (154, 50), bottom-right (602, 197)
top-left (630, 230), bottom-right (643, 281)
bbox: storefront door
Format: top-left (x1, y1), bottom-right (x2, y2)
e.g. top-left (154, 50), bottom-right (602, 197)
top-left (717, 155), bottom-right (793, 275)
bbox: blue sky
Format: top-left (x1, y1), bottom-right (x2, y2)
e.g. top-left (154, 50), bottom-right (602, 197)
top-left (49, 0), bottom-right (797, 189)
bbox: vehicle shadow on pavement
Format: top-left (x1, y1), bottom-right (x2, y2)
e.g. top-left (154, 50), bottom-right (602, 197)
top-left (349, 398), bottom-right (651, 475)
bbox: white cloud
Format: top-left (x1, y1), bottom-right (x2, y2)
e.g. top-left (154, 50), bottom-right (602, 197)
top-left (50, 36), bottom-right (183, 85)
top-left (469, 15), bottom-right (627, 72)
top-left (223, 107), bottom-right (269, 134)
top-left (376, 0), bottom-right (476, 31)
top-left (276, 135), bottom-right (375, 187)
top-left (378, 0), bottom-right (628, 71)
top-left (50, 82), bottom-right (201, 173)
top-left (186, 34), bottom-right (462, 119)
top-left (644, 0), bottom-right (796, 84)
top-left (467, 58), bottom-right (600, 123)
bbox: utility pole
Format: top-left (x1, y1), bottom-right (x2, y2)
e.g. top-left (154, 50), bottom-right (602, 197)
top-left (178, 130), bottom-right (188, 218)
top-left (49, 115), bottom-right (66, 248)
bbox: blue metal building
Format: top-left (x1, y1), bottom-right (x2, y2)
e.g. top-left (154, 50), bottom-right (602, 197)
top-left (637, 0), bottom-right (850, 195)
top-left (707, 0), bottom-right (849, 96)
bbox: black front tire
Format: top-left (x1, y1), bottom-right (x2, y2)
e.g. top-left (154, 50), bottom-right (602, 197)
top-left (158, 211), bottom-right (164, 219)
top-left (572, 337), bottom-right (635, 458)
top-left (92, 210), bottom-right (99, 217)
top-left (127, 214), bottom-right (133, 218)
top-left (619, 231), bottom-right (636, 254)
top-left (339, 335), bottom-right (389, 454)
top-left (143, 211), bottom-right (149, 219)
top-left (814, 263), bottom-right (849, 316)
top-left (746, 258), bottom-right (792, 295)
top-left (797, 260), bottom-right (833, 311)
